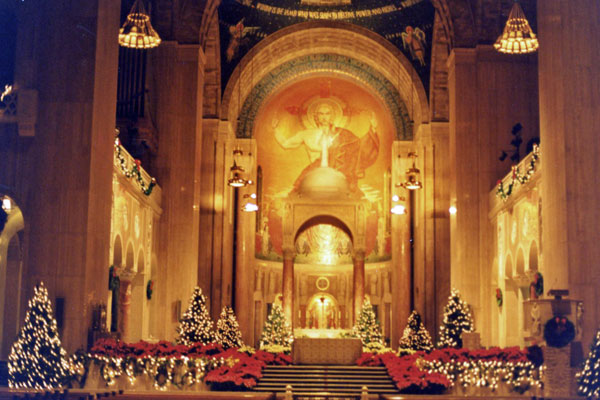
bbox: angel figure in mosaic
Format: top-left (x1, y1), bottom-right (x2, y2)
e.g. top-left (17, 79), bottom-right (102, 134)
top-left (401, 26), bottom-right (427, 66)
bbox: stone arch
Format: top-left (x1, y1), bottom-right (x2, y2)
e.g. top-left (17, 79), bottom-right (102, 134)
top-left (136, 249), bottom-right (145, 274)
top-left (504, 254), bottom-right (513, 279)
top-left (125, 241), bottom-right (135, 271)
top-left (516, 247), bottom-right (525, 276)
top-left (112, 234), bottom-right (123, 267)
top-left (294, 215), bottom-right (354, 246)
top-left (528, 240), bottom-right (539, 272)
top-left (221, 21), bottom-right (429, 139)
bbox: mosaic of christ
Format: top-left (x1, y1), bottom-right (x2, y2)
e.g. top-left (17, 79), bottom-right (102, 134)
top-left (254, 77), bottom-right (394, 264)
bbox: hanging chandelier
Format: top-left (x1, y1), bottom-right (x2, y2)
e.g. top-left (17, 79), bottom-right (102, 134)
top-left (119, 0), bottom-right (161, 49)
top-left (396, 152), bottom-right (422, 190)
top-left (494, 1), bottom-right (538, 54)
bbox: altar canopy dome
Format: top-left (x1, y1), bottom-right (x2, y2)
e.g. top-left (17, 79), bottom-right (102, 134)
top-left (297, 166), bottom-right (351, 199)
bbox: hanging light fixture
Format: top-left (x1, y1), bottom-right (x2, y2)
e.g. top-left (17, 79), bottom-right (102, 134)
top-left (397, 152), bottom-right (422, 190)
top-left (494, 1), bottom-right (538, 54)
top-left (228, 149), bottom-right (254, 187)
top-left (119, 0), bottom-right (161, 49)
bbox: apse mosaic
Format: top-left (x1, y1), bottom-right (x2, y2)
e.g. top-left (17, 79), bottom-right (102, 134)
top-left (218, 0), bottom-right (435, 93)
top-left (254, 76), bottom-right (393, 264)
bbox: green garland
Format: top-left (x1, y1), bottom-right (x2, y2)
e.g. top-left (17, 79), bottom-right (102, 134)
top-left (496, 144), bottom-right (539, 201)
top-left (114, 138), bottom-right (157, 196)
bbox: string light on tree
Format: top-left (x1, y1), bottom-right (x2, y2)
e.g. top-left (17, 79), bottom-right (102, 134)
top-left (216, 306), bottom-right (244, 349)
top-left (577, 329), bottom-right (600, 398)
top-left (8, 282), bottom-right (71, 389)
top-left (438, 288), bottom-right (474, 348)
top-left (176, 287), bottom-right (215, 346)
top-left (352, 299), bottom-right (383, 346)
top-left (398, 310), bottom-right (433, 352)
top-left (260, 304), bottom-right (293, 353)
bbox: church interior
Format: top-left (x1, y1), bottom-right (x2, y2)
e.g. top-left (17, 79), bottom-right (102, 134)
top-left (0, 0), bottom-right (599, 397)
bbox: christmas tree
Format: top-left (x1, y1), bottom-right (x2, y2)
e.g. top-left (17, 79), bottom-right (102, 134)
top-left (8, 282), bottom-right (71, 389)
top-left (176, 286), bottom-right (215, 345)
top-left (259, 304), bottom-right (293, 351)
top-left (352, 299), bottom-right (383, 346)
top-left (437, 288), bottom-right (474, 348)
top-left (398, 310), bottom-right (433, 352)
top-left (216, 306), bottom-right (244, 349)
top-left (577, 329), bottom-right (600, 398)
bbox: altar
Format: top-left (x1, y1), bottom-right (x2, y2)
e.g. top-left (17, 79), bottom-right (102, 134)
top-left (292, 337), bottom-right (362, 365)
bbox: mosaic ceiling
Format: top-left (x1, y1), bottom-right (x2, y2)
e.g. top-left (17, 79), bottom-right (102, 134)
top-left (218, 0), bottom-right (435, 94)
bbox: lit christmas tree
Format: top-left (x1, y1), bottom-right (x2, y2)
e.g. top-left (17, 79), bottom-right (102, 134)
top-left (437, 288), bottom-right (474, 348)
top-left (577, 329), bottom-right (600, 398)
top-left (398, 310), bottom-right (433, 352)
top-left (8, 282), bottom-right (70, 389)
top-left (259, 304), bottom-right (293, 351)
top-left (176, 286), bottom-right (215, 345)
top-left (216, 306), bottom-right (244, 349)
top-left (352, 299), bottom-right (383, 346)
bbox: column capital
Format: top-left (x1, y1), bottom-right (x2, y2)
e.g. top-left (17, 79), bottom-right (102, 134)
top-left (352, 249), bottom-right (366, 261)
top-left (282, 247), bottom-right (296, 260)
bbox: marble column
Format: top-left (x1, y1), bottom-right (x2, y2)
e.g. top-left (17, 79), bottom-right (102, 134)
top-left (119, 279), bottom-right (132, 343)
top-left (538, 0), bottom-right (600, 350)
top-left (353, 249), bottom-right (365, 324)
top-left (282, 247), bottom-right (295, 326)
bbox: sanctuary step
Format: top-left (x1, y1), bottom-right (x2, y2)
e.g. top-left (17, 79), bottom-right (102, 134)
top-left (253, 365), bottom-right (399, 397)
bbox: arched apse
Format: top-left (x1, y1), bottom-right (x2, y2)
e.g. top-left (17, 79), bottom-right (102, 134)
top-left (294, 216), bottom-right (353, 266)
top-left (221, 21), bottom-right (429, 139)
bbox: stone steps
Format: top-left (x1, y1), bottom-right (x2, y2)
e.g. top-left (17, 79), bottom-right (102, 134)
top-left (253, 365), bottom-right (399, 397)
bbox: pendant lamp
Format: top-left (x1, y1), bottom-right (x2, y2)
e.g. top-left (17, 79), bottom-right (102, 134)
top-left (119, 0), bottom-right (161, 49)
top-left (494, 1), bottom-right (538, 54)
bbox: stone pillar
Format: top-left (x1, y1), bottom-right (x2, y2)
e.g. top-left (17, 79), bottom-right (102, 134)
top-left (353, 249), bottom-right (366, 323)
top-left (538, 1), bottom-right (600, 349)
top-left (11, 1), bottom-right (120, 351)
top-left (392, 142), bottom-right (414, 348)
top-left (282, 248), bottom-right (295, 326)
top-left (119, 280), bottom-right (132, 343)
top-left (153, 43), bottom-right (206, 340)
top-left (234, 140), bottom-right (257, 343)
top-left (447, 46), bottom-right (538, 343)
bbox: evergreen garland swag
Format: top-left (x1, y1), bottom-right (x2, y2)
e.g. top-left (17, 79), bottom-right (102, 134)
top-left (176, 287), bottom-right (215, 345)
top-left (398, 310), bottom-right (433, 352)
top-left (437, 288), bottom-right (474, 348)
top-left (352, 299), bottom-right (383, 346)
top-left (8, 282), bottom-right (70, 389)
top-left (216, 306), bottom-right (244, 349)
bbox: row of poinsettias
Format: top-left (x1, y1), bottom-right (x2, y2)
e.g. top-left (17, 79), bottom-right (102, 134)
top-left (88, 339), bottom-right (291, 390)
top-left (357, 346), bottom-right (544, 395)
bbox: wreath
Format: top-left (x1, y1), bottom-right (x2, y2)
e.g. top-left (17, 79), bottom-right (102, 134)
top-left (108, 265), bottom-right (120, 291)
top-left (146, 280), bottom-right (154, 300)
top-left (495, 288), bottom-right (503, 307)
top-left (543, 316), bottom-right (575, 348)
